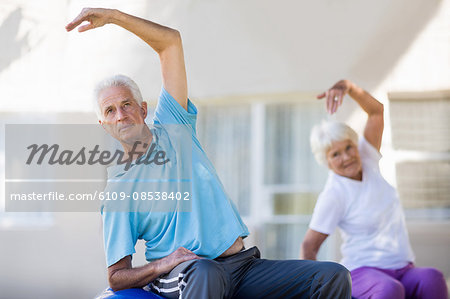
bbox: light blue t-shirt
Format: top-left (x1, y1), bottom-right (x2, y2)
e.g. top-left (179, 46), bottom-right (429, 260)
top-left (101, 87), bottom-right (249, 267)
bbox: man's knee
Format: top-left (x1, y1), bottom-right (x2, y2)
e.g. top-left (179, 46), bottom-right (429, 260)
top-left (309, 261), bottom-right (351, 298)
top-left (322, 262), bottom-right (351, 288)
top-left (326, 262), bottom-right (349, 275)
top-left (318, 261), bottom-right (351, 282)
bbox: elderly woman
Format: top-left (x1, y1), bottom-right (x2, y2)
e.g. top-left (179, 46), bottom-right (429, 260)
top-left (301, 79), bottom-right (448, 299)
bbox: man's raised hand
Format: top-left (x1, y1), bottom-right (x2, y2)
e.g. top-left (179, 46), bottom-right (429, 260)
top-left (66, 8), bottom-right (116, 32)
top-left (66, 7), bottom-right (188, 110)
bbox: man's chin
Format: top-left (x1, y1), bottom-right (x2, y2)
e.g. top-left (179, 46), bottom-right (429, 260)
top-left (118, 133), bottom-right (137, 143)
top-left (118, 129), bottom-right (145, 144)
top-left (118, 124), bottom-right (135, 132)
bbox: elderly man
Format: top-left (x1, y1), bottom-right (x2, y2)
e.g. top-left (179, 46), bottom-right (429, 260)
top-left (66, 8), bottom-right (351, 299)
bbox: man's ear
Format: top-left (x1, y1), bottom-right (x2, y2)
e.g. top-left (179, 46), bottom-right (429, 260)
top-left (99, 119), bottom-right (106, 131)
top-left (141, 102), bottom-right (148, 119)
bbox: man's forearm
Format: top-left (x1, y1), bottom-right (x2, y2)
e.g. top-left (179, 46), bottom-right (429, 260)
top-left (66, 7), bottom-right (188, 108)
top-left (109, 9), bottom-right (181, 54)
top-left (109, 259), bottom-right (164, 291)
top-left (108, 9), bottom-right (188, 109)
top-left (108, 247), bottom-right (199, 291)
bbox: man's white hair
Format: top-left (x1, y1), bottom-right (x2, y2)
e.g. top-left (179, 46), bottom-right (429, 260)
top-left (310, 121), bottom-right (359, 166)
top-left (93, 74), bottom-right (144, 119)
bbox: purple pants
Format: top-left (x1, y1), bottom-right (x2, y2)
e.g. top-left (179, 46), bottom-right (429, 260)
top-left (351, 263), bottom-right (448, 299)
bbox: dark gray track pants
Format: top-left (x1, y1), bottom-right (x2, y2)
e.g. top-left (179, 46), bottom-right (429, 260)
top-left (149, 247), bottom-right (351, 299)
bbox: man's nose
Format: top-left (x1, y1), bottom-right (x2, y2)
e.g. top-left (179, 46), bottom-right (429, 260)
top-left (116, 107), bottom-right (127, 122)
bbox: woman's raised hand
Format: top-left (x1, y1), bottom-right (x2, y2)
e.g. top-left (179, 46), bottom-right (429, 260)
top-left (317, 79), bottom-right (354, 115)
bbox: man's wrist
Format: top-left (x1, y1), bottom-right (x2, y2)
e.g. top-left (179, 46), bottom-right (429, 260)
top-left (108, 9), bottom-right (123, 25)
top-left (152, 258), bottom-right (169, 276)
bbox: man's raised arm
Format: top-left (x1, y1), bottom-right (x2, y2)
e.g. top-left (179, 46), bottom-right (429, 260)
top-left (66, 8), bottom-right (188, 110)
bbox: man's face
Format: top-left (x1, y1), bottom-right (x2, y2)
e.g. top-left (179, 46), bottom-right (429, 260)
top-left (98, 86), bottom-right (148, 143)
top-left (326, 139), bottom-right (362, 180)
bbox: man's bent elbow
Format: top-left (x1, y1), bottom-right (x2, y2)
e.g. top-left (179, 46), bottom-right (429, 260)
top-left (108, 271), bottom-right (130, 292)
top-left (155, 28), bottom-right (182, 55)
top-left (108, 276), bottom-right (122, 292)
top-left (171, 29), bottom-right (181, 40)
top-left (165, 28), bottom-right (182, 47)
top-left (169, 29), bottom-right (182, 49)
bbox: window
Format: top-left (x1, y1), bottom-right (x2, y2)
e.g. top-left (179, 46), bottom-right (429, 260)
top-left (197, 104), bottom-right (251, 215)
top-left (263, 102), bottom-right (333, 259)
top-left (195, 96), bottom-right (336, 260)
top-left (389, 90), bottom-right (450, 218)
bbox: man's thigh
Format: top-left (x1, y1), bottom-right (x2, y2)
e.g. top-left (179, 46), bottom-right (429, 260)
top-left (233, 258), bottom-right (350, 299)
top-left (149, 260), bottom-right (197, 299)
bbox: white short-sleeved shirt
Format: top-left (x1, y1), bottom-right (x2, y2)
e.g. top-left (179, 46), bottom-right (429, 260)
top-left (309, 137), bottom-right (415, 271)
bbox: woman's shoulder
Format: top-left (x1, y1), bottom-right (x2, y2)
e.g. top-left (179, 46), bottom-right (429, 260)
top-left (359, 136), bottom-right (382, 163)
top-left (319, 172), bottom-right (347, 201)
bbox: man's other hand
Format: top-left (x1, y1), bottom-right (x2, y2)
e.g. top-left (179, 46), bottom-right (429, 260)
top-left (66, 7), bottom-right (116, 32)
top-left (158, 247), bottom-right (201, 274)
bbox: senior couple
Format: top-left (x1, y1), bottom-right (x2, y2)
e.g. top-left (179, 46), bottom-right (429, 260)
top-left (66, 7), bottom-right (447, 299)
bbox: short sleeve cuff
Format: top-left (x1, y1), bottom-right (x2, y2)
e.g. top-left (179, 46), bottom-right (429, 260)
top-left (309, 223), bottom-right (334, 236)
top-left (106, 248), bottom-right (136, 267)
top-left (360, 136), bottom-right (382, 162)
top-left (158, 87), bottom-right (198, 121)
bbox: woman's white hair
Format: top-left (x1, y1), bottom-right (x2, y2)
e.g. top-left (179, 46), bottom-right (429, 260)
top-left (310, 121), bottom-right (358, 166)
top-left (93, 74), bottom-right (144, 119)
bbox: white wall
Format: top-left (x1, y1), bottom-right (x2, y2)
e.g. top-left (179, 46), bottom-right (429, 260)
top-left (0, 213), bottom-right (107, 298)
top-left (0, 0), bottom-right (444, 111)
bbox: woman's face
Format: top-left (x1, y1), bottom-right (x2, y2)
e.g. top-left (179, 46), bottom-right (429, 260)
top-left (326, 139), bottom-right (362, 180)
